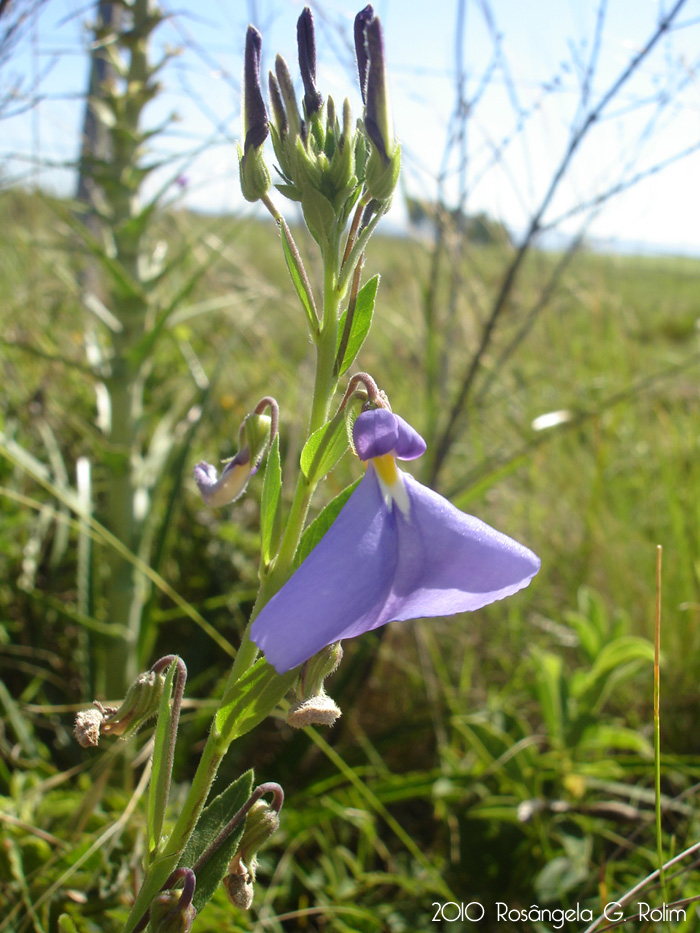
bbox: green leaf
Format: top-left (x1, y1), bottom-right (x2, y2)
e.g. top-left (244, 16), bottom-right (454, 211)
top-left (578, 723), bottom-right (654, 757)
top-left (335, 274), bottom-right (380, 375)
top-left (299, 409), bottom-right (350, 483)
top-left (178, 770), bottom-right (254, 912)
top-left (57, 915), bottom-right (79, 933)
top-left (531, 648), bottom-right (567, 745)
top-left (571, 636), bottom-right (654, 712)
top-left (260, 434), bottom-right (282, 565)
top-left (215, 659), bottom-right (297, 741)
top-left (274, 183), bottom-right (302, 202)
top-left (148, 659), bottom-right (178, 856)
top-left (279, 217), bottom-right (319, 334)
top-left (295, 477), bottom-right (361, 568)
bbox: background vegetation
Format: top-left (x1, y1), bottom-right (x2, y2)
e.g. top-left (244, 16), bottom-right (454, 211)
top-left (2, 0), bottom-right (700, 930)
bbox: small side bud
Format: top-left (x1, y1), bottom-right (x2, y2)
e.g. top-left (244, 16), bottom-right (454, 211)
top-left (150, 870), bottom-right (196, 933)
top-left (268, 71), bottom-right (287, 140)
top-left (287, 643), bottom-right (342, 728)
top-left (223, 783), bottom-right (284, 911)
top-left (238, 798), bottom-right (281, 856)
top-left (75, 670), bottom-right (165, 747)
top-left (194, 399), bottom-right (276, 508)
top-left (275, 55), bottom-right (302, 142)
top-left (193, 451), bottom-right (252, 508)
top-left (242, 411), bottom-right (272, 469)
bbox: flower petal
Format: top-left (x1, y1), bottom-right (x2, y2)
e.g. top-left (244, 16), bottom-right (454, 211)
top-left (393, 414), bottom-right (426, 460)
top-left (250, 469), bottom-right (397, 673)
top-left (193, 453), bottom-right (252, 507)
top-left (373, 472), bottom-right (541, 626)
top-left (353, 409), bottom-right (426, 461)
top-left (250, 464), bottom-right (540, 673)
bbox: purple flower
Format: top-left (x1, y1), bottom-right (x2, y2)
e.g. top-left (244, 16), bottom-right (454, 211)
top-left (251, 409), bottom-right (540, 673)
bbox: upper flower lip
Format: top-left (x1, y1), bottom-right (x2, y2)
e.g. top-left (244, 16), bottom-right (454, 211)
top-left (353, 408), bottom-right (426, 461)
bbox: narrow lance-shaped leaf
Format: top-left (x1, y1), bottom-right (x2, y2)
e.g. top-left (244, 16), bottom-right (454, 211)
top-left (299, 408), bottom-right (350, 483)
top-left (178, 769), bottom-right (255, 912)
top-left (335, 273), bottom-right (379, 375)
top-left (215, 658), bottom-right (297, 741)
top-left (279, 217), bottom-right (319, 335)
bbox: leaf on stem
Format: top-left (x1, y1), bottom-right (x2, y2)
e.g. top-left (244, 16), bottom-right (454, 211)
top-left (335, 273), bottom-right (379, 375)
top-left (215, 659), bottom-right (297, 741)
top-left (299, 409), bottom-right (349, 484)
top-left (178, 769), bottom-right (255, 912)
top-left (279, 217), bottom-right (319, 335)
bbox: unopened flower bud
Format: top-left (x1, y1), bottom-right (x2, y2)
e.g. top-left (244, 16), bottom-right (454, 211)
top-left (150, 871), bottom-right (196, 933)
top-left (193, 451), bottom-right (252, 508)
top-left (242, 411), bottom-right (272, 467)
top-left (355, 6), bottom-right (400, 202)
top-left (268, 71), bottom-right (287, 140)
top-left (297, 7), bottom-right (323, 119)
top-left (239, 26), bottom-right (271, 202)
top-left (298, 642), bottom-right (343, 699)
top-left (239, 799), bottom-right (280, 857)
top-left (194, 402), bottom-right (275, 508)
top-left (243, 26), bottom-right (269, 153)
top-left (274, 55), bottom-right (302, 142)
top-left (100, 669), bottom-right (166, 738)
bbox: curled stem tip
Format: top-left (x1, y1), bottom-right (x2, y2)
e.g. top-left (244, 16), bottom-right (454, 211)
top-left (338, 372), bottom-right (386, 412)
top-left (253, 396), bottom-right (279, 444)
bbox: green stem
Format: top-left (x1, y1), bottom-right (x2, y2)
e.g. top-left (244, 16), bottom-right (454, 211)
top-left (654, 545), bottom-right (667, 901)
top-left (123, 226), bottom-right (349, 933)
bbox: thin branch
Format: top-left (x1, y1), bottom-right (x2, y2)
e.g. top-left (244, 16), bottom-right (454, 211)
top-left (428, 0), bottom-right (690, 485)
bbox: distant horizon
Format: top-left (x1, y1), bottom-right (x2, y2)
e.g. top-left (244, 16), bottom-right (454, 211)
top-left (2, 0), bottom-right (700, 259)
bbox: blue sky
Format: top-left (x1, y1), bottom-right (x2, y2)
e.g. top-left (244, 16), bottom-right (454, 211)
top-left (3, 0), bottom-right (700, 253)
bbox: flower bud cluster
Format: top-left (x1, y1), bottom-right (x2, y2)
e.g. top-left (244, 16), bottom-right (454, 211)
top-left (240, 5), bottom-right (399, 244)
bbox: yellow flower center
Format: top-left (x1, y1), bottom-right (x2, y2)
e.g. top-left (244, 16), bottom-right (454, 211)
top-left (371, 453), bottom-right (399, 486)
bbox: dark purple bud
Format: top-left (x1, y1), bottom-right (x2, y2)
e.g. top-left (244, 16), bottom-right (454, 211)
top-left (297, 7), bottom-right (323, 117)
top-left (243, 26), bottom-right (269, 152)
top-left (364, 15), bottom-right (393, 163)
top-left (354, 5), bottom-right (374, 105)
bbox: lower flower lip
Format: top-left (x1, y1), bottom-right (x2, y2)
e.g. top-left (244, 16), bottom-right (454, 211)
top-left (251, 461), bottom-right (540, 674)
